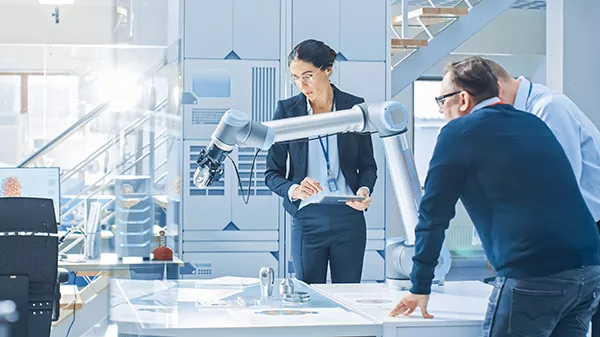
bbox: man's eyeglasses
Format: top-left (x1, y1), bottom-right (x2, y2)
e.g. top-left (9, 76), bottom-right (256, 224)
top-left (289, 67), bottom-right (322, 86)
top-left (435, 90), bottom-right (462, 108)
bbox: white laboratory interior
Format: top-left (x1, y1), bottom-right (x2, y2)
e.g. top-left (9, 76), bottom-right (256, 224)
top-left (0, 0), bottom-right (598, 336)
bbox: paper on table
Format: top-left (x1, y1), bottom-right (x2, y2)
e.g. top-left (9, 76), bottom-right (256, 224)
top-left (194, 276), bottom-right (260, 287)
top-left (228, 307), bottom-right (371, 327)
top-left (331, 291), bottom-right (398, 311)
top-left (336, 290), bottom-right (488, 322)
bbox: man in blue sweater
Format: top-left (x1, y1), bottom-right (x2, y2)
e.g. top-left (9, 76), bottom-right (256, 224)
top-left (389, 57), bottom-right (600, 337)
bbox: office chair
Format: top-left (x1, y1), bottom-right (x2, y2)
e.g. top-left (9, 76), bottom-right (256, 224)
top-left (0, 301), bottom-right (17, 337)
top-left (0, 197), bottom-right (69, 337)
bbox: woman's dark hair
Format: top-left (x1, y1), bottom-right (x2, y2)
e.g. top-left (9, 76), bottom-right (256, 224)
top-left (288, 39), bottom-right (337, 69)
top-left (444, 56), bottom-right (499, 104)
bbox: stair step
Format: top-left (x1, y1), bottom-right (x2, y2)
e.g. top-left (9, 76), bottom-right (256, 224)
top-left (392, 7), bottom-right (468, 27)
top-left (391, 38), bottom-right (429, 48)
top-left (59, 285), bottom-right (83, 311)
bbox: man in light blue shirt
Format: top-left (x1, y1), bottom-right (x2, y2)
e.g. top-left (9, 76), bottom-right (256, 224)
top-left (486, 59), bottom-right (600, 336)
top-left (486, 59), bottom-right (600, 223)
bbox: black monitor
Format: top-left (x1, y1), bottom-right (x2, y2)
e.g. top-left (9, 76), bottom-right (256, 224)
top-left (0, 168), bottom-right (60, 224)
top-left (0, 198), bottom-right (58, 337)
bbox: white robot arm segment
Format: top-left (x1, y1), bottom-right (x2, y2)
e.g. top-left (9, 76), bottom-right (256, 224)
top-left (193, 101), bottom-right (451, 288)
top-left (194, 102), bottom-right (407, 187)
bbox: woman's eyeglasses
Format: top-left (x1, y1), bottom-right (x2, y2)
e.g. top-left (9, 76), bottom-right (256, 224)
top-left (289, 67), bottom-right (322, 86)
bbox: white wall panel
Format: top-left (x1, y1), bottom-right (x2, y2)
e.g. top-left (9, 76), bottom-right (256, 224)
top-left (233, 0), bottom-right (280, 60)
top-left (291, 0), bottom-right (340, 52)
top-left (340, 0), bottom-right (387, 61)
top-left (184, 0), bottom-right (233, 59)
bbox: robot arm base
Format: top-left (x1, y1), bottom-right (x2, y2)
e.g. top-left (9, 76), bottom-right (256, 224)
top-left (385, 237), bottom-right (451, 290)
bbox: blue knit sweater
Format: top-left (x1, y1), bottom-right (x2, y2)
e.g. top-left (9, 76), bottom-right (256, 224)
top-left (410, 104), bottom-right (600, 295)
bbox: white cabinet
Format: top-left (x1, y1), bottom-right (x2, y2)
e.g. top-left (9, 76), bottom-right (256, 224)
top-left (292, 0), bottom-right (386, 62)
top-left (184, 0), bottom-right (280, 60)
top-left (338, 61), bottom-right (386, 102)
top-left (233, 0), bottom-right (280, 60)
top-left (340, 0), bottom-right (387, 61)
top-left (184, 0), bottom-right (233, 59)
top-left (292, 0), bottom-right (340, 53)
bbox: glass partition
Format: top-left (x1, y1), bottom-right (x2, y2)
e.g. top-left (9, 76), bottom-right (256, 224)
top-left (0, 2), bottom-right (184, 334)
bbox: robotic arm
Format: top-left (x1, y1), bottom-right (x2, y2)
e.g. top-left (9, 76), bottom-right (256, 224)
top-left (193, 101), bottom-right (451, 288)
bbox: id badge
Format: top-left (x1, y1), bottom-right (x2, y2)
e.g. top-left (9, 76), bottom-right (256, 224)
top-left (327, 171), bottom-right (338, 192)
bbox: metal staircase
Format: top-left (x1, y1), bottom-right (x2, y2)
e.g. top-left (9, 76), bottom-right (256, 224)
top-left (390, 0), bottom-right (517, 96)
top-left (18, 55), bottom-right (171, 253)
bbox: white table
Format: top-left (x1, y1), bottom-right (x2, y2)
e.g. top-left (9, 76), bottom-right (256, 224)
top-left (59, 253), bottom-right (184, 280)
top-left (109, 278), bottom-right (382, 337)
top-left (313, 281), bottom-right (492, 337)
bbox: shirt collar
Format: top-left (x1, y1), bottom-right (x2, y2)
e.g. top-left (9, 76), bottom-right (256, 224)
top-left (513, 76), bottom-right (531, 111)
top-left (306, 97), bottom-right (313, 115)
top-left (305, 96), bottom-right (336, 115)
top-left (472, 97), bottom-right (501, 112)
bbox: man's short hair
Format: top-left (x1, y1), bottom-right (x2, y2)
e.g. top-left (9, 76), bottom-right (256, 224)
top-left (444, 56), bottom-right (499, 104)
top-left (482, 59), bottom-right (513, 81)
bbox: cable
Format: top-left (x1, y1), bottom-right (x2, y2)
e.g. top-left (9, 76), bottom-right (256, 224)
top-left (64, 278), bottom-right (76, 337)
top-left (225, 148), bottom-right (261, 204)
top-left (58, 226), bottom-right (86, 245)
top-left (224, 130), bottom-right (379, 203)
top-left (60, 230), bottom-right (86, 336)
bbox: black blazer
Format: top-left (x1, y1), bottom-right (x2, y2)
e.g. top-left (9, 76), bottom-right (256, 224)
top-left (265, 85), bottom-right (378, 218)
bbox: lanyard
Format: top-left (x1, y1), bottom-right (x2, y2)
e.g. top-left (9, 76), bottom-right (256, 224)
top-left (318, 136), bottom-right (331, 173)
top-left (318, 93), bottom-right (336, 174)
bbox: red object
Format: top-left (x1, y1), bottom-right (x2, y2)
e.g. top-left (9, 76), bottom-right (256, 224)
top-left (153, 230), bottom-right (173, 261)
top-left (153, 246), bottom-right (173, 261)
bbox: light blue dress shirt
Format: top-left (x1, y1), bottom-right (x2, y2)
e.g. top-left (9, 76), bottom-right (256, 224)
top-left (514, 77), bottom-right (600, 221)
top-left (287, 98), bottom-right (367, 210)
top-left (471, 96), bottom-right (501, 112)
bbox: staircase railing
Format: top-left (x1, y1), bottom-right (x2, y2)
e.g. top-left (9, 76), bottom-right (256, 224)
top-left (60, 99), bottom-right (168, 217)
top-left (58, 98), bottom-right (169, 254)
top-left (407, 0), bottom-right (478, 44)
top-left (391, 0), bottom-right (481, 63)
top-left (13, 54), bottom-right (173, 254)
top-left (17, 54), bottom-right (168, 168)
top-left (390, 0), bottom-right (515, 96)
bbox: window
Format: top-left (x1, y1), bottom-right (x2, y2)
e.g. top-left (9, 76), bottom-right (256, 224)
top-left (0, 75), bottom-right (21, 114)
top-left (413, 79), bottom-right (444, 186)
top-left (27, 74), bottom-right (79, 140)
top-left (27, 75), bottom-right (79, 117)
top-left (0, 76), bottom-right (22, 165)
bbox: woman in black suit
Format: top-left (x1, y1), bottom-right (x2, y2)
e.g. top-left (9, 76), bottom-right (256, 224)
top-left (265, 39), bottom-right (378, 284)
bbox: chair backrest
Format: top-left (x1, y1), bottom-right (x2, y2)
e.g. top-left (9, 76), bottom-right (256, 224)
top-left (0, 197), bottom-right (58, 337)
top-left (0, 300), bottom-right (17, 337)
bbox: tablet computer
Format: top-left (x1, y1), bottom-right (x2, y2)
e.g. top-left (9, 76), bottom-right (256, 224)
top-left (315, 194), bottom-right (366, 205)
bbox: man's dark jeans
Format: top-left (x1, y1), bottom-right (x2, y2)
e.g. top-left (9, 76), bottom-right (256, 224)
top-left (483, 266), bottom-right (600, 337)
top-left (593, 220), bottom-right (600, 337)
